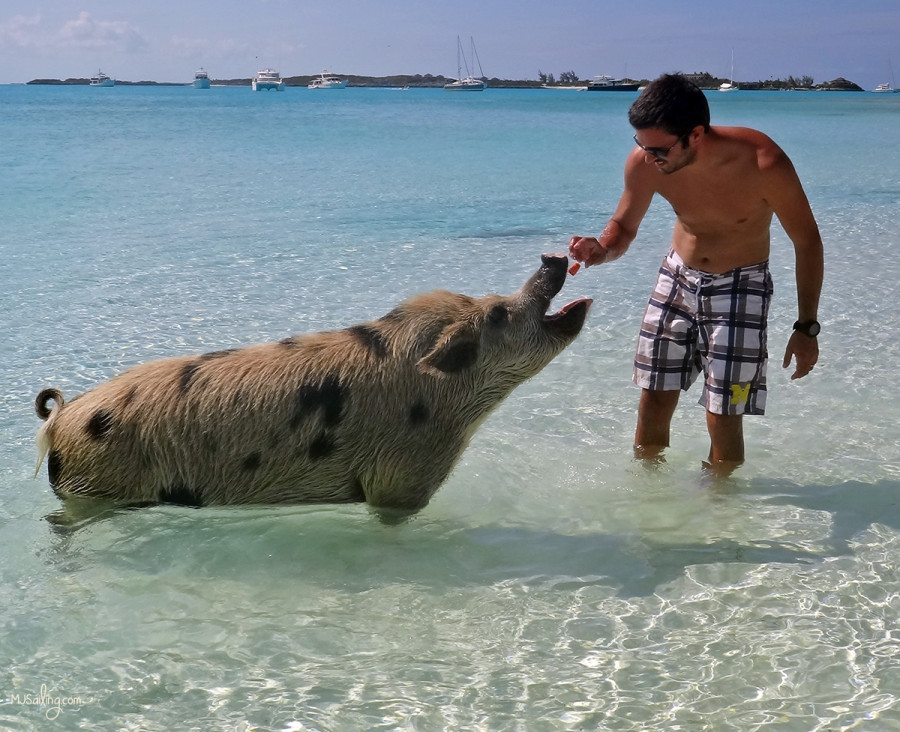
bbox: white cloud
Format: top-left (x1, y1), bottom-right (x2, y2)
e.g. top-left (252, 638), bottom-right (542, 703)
top-left (0, 13), bottom-right (42, 49)
top-left (56, 11), bottom-right (148, 53)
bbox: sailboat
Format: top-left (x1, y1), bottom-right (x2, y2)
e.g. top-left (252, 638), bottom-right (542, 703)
top-left (719, 49), bottom-right (737, 92)
top-left (444, 36), bottom-right (486, 91)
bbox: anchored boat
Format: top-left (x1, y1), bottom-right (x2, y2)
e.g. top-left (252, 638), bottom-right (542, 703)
top-left (444, 36), bottom-right (486, 91)
top-left (252, 68), bottom-right (285, 91)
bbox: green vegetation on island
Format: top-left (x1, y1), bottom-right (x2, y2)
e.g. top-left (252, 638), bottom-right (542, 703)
top-left (539, 70), bottom-right (863, 91)
top-left (663, 72), bottom-right (863, 91)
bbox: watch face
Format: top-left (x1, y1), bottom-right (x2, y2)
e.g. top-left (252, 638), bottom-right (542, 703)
top-left (807, 321), bottom-right (821, 337)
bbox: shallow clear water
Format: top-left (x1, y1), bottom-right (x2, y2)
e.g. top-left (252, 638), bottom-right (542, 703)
top-left (2, 84), bottom-right (900, 730)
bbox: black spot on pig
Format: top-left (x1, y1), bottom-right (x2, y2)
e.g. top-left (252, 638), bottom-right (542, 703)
top-left (378, 306), bottom-right (406, 323)
top-left (123, 386), bottom-right (138, 406)
top-left (48, 450), bottom-right (63, 485)
top-left (86, 408), bottom-right (114, 440)
top-left (201, 349), bottom-right (239, 361)
top-left (242, 452), bottom-right (262, 471)
top-left (179, 362), bottom-right (201, 394)
top-left (409, 401), bottom-right (429, 426)
top-left (308, 432), bottom-right (336, 460)
top-left (289, 375), bottom-right (345, 430)
top-left (348, 325), bottom-right (389, 359)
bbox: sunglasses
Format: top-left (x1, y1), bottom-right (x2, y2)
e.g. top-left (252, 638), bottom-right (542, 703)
top-left (632, 134), bottom-right (686, 160)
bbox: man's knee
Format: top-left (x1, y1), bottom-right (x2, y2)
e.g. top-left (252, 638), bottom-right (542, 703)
top-left (641, 388), bottom-right (680, 411)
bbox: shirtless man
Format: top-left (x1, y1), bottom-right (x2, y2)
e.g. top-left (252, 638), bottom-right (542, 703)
top-left (569, 74), bottom-right (823, 474)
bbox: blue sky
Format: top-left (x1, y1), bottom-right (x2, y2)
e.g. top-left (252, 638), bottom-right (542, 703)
top-left (1, 0), bottom-right (898, 89)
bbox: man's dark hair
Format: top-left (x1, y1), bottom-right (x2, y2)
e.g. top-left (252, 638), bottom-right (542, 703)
top-left (628, 74), bottom-right (711, 138)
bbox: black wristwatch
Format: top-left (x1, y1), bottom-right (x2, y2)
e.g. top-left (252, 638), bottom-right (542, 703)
top-left (793, 320), bottom-right (821, 337)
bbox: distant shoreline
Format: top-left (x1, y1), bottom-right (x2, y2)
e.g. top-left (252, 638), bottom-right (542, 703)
top-left (25, 74), bottom-right (866, 91)
top-left (27, 75), bottom-right (533, 89)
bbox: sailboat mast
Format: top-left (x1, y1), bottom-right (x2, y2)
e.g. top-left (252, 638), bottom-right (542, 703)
top-left (461, 36), bottom-right (472, 78)
top-left (470, 36), bottom-right (484, 79)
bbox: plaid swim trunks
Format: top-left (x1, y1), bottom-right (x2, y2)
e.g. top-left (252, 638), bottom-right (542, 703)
top-left (633, 249), bottom-right (774, 415)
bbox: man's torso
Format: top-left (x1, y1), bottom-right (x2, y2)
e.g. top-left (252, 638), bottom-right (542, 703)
top-left (651, 127), bottom-right (778, 273)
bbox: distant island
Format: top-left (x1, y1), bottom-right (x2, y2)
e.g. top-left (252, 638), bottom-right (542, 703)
top-left (26, 72), bottom-right (865, 91)
top-left (538, 71), bottom-right (864, 92)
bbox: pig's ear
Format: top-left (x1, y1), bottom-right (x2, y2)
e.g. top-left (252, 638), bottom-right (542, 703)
top-left (417, 321), bottom-right (480, 375)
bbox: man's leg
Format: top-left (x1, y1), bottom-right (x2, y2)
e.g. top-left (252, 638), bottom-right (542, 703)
top-left (704, 411), bottom-right (745, 476)
top-left (634, 388), bottom-right (680, 460)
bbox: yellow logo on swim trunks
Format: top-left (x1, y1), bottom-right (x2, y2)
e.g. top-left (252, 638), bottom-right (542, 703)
top-left (730, 383), bottom-right (752, 405)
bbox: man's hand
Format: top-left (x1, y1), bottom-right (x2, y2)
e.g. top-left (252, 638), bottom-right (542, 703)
top-left (568, 236), bottom-right (610, 267)
top-left (569, 220), bottom-right (632, 268)
top-left (782, 331), bottom-right (819, 380)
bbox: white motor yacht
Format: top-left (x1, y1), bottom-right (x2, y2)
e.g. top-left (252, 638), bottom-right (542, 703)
top-left (252, 68), bottom-right (285, 91)
top-left (193, 68), bottom-right (211, 89)
top-left (89, 70), bottom-right (115, 87)
top-left (308, 71), bottom-right (348, 89)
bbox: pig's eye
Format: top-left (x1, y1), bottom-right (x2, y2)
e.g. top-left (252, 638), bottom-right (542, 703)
top-left (487, 305), bottom-right (508, 327)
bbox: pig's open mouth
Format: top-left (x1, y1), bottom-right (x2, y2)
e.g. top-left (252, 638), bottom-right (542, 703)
top-left (532, 254), bottom-right (591, 339)
top-left (544, 297), bottom-right (592, 339)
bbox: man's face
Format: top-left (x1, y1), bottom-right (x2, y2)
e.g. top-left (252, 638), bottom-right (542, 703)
top-left (632, 128), bottom-right (695, 174)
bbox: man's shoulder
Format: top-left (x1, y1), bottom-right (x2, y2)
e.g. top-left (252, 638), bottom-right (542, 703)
top-left (713, 126), bottom-right (788, 170)
top-left (623, 147), bottom-right (659, 183)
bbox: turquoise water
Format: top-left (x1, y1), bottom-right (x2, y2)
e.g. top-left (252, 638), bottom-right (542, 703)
top-left (2, 84), bottom-right (900, 730)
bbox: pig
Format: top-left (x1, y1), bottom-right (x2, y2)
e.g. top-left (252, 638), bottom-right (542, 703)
top-left (34, 254), bottom-right (591, 513)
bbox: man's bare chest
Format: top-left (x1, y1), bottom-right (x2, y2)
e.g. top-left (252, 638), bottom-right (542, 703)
top-left (657, 172), bottom-right (770, 229)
